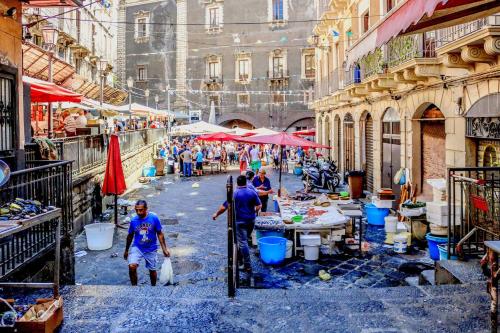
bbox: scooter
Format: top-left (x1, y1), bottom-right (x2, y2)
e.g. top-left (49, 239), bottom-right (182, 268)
top-left (302, 160), bottom-right (341, 193)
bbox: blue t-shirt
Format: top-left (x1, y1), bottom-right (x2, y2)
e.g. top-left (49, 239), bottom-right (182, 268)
top-left (224, 186), bottom-right (261, 222)
top-left (128, 213), bottom-right (162, 253)
top-left (196, 151), bottom-right (203, 163)
top-left (252, 176), bottom-right (271, 192)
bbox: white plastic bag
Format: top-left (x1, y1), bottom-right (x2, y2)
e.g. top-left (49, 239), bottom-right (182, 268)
top-left (159, 258), bottom-right (174, 285)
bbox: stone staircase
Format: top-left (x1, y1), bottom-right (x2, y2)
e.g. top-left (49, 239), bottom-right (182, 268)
top-left (416, 259), bottom-right (486, 286)
top-left (17, 282), bottom-right (490, 332)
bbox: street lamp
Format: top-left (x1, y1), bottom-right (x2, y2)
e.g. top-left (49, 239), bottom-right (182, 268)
top-left (97, 58), bottom-right (108, 107)
top-left (127, 76), bottom-right (134, 126)
top-left (42, 23), bottom-right (59, 138)
top-left (145, 88), bottom-right (150, 107)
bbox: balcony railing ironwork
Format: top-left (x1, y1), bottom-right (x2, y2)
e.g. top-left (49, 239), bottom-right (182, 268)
top-left (267, 70), bottom-right (290, 79)
top-left (388, 33), bottom-right (437, 68)
top-left (436, 15), bottom-right (500, 49)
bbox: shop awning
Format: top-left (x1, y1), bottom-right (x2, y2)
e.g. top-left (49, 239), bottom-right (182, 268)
top-left (24, 76), bottom-right (82, 103)
top-left (22, 42), bottom-right (75, 85)
top-left (346, 0), bottom-right (500, 68)
top-left (22, 0), bottom-right (81, 7)
top-left (64, 74), bottom-right (128, 106)
top-left (115, 103), bottom-right (173, 117)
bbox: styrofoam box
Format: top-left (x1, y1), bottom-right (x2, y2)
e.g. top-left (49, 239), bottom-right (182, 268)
top-left (300, 233), bottom-right (321, 246)
top-left (426, 211), bottom-right (462, 227)
top-left (426, 201), bottom-right (461, 216)
top-left (372, 198), bottom-right (394, 208)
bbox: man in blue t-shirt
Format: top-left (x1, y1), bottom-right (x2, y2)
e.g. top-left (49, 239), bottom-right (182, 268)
top-left (212, 175), bottom-right (261, 272)
top-left (252, 169), bottom-right (273, 212)
top-left (124, 200), bottom-right (170, 286)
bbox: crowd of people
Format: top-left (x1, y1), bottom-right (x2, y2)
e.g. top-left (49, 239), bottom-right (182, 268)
top-left (157, 138), bottom-right (320, 178)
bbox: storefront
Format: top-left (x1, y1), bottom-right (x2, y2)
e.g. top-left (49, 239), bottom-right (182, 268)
top-left (381, 107), bottom-right (400, 192)
top-left (466, 93), bottom-right (500, 167)
top-left (343, 113), bottom-right (355, 173)
top-left (360, 112), bottom-right (374, 192)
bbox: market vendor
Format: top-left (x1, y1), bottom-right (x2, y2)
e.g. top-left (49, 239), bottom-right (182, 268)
top-left (58, 111), bottom-right (76, 137)
top-left (212, 175), bottom-right (262, 273)
top-left (252, 169), bottom-right (273, 212)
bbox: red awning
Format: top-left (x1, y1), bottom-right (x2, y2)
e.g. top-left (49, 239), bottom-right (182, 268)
top-left (22, 0), bottom-right (81, 7)
top-left (292, 128), bottom-right (316, 136)
top-left (24, 76), bottom-right (83, 103)
top-left (347, 0), bottom-right (500, 68)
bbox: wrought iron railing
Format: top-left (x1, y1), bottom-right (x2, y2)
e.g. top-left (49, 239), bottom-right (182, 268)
top-left (345, 66), bottom-right (362, 86)
top-left (0, 161), bottom-right (73, 235)
top-left (436, 15), bottom-right (500, 49)
top-left (360, 47), bottom-right (385, 79)
top-left (388, 33), bottom-right (437, 68)
top-left (52, 128), bottom-right (166, 176)
top-left (447, 167), bottom-right (500, 259)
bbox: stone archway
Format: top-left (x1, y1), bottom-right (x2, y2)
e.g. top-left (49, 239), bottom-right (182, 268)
top-left (411, 103), bottom-right (446, 200)
top-left (217, 112), bottom-right (260, 129)
top-left (220, 119), bottom-right (254, 129)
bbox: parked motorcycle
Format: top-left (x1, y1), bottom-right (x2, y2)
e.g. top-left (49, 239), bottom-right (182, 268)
top-left (302, 160), bottom-right (341, 193)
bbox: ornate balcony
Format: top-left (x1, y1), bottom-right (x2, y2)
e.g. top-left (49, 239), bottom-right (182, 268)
top-left (436, 15), bottom-right (500, 68)
top-left (388, 33), bottom-right (440, 83)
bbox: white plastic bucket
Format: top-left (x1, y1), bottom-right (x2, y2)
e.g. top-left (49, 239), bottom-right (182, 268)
top-left (286, 240), bottom-right (293, 259)
top-left (85, 223), bottom-right (115, 250)
top-left (384, 216), bottom-right (398, 233)
top-left (393, 234), bottom-right (408, 254)
top-left (304, 245), bottom-right (319, 261)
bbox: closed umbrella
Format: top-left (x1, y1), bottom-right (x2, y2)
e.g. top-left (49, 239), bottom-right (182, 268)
top-left (236, 132), bottom-right (330, 196)
top-left (102, 134), bottom-right (127, 227)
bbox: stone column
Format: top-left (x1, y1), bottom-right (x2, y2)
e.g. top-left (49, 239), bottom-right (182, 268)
top-left (175, 0), bottom-right (188, 112)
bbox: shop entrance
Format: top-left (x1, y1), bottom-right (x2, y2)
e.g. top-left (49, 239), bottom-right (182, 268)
top-left (361, 112), bottom-right (374, 192)
top-left (343, 113), bottom-right (355, 173)
top-left (420, 105), bottom-right (446, 200)
top-left (381, 108), bottom-right (401, 193)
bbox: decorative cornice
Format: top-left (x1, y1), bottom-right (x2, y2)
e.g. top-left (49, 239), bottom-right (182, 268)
top-left (461, 45), bottom-right (496, 64)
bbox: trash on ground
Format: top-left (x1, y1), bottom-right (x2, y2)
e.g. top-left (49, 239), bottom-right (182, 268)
top-left (75, 250), bottom-right (87, 257)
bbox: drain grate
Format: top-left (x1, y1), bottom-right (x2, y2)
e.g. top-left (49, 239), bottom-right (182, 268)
top-left (172, 260), bottom-right (203, 275)
top-left (162, 218), bottom-right (179, 225)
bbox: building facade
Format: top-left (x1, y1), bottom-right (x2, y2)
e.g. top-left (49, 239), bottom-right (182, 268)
top-left (22, 1), bottom-right (127, 104)
top-left (119, 0), bottom-right (317, 131)
top-left (312, 0), bottom-right (500, 199)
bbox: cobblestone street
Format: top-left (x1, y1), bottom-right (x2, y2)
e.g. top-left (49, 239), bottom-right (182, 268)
top-left (75, 167), bottom-right (430, 289)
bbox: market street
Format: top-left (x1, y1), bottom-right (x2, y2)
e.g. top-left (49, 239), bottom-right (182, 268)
top-left (75, 168), bottom-right (431, 290)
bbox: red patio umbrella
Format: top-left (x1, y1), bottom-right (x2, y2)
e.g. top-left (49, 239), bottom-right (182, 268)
top-left (292, 128), bottom-right (316, 137)
top-left (196, 132), bottom-right (241, 141)
top-left (236, 132), bottom-right (330, 196)
top-left (102, 134), bottom-right (127, 227)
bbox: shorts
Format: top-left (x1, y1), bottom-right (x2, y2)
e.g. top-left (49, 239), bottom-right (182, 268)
top-left (128, 246), bottom-right (159, 271)
top-left (250, 160), bottom-right (260, 171)
top-left (196, 161), bottom-right (203, 170)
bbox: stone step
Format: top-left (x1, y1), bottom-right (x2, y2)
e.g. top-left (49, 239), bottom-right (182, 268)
top-left (418, 269), bottom-right (436, 286)
top-left (436, 259), bottom-right (486, 285)
top-left (404, 276), bottom-right (420, 286)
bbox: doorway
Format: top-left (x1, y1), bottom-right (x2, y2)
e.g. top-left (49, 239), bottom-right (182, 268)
top-left (381, 108), bottom-right (401, 192)
top-left (361, 112), bottom-right (374, 192)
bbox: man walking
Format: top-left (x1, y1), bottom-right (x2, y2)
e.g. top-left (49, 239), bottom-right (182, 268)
top-left (212, 175), bottom-right (261, 273)
top-left (180, 146), bottom-right (193, 177)
top-left (124, 200), bottom-right (170, 286)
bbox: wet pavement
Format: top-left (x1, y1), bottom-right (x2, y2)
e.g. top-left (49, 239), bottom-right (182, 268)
top-left (76, 167), bottom-right (431, 289)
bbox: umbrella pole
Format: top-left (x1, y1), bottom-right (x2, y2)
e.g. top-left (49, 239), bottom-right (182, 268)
top-left (278, 145), bottom-right (283, 197)
top-left (114, 194), bottom-right (118, 226)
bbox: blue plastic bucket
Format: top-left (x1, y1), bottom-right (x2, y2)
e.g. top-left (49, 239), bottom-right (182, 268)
top-left (143, 166), bottom-right (156, 177)
top-left (426, 233), bottom-right (448, 260)
top-left (365, 203), bottom-right (390, 226)
top-left (274, 200), bottom-right (280, 212)
top-left (258, 236), bottom-right (287, 265)
top-left (294, 167), bottom-right (303, 176)
top-left (438, 244), bottom-right (457, 260)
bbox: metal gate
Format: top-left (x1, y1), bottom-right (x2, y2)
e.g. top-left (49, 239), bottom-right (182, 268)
top-left (0, 72), bottom-right (16, 162)
top-left (365, 114), bottom-right (374, 192)
top-left (343, 114), bottom-right (355, 172)
top-left (226, 175), bottom-right (239, 297)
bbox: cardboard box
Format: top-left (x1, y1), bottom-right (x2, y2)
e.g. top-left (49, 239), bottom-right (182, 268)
top-left (16, 297), bottom-right (63, 333)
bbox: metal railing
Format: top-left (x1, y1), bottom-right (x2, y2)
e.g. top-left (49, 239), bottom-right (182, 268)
top-left (345, 66), bottom-right (362, 86)
top-left (315, 69), bottom-right (344, 100)
top-left (388, 33), bottom-right (437, 68)
top-left (0, 161), bottom-right (73, 235)
top-left (52, 128), bottom-right (166, 176)
top-left (436, 15), bottom-right (500, 49)
top-left (447, 167), bottom-right (500, 259)
top-left (267, 70), bottom-right (290, 79)
top-left (226, 175), bottom-right (239, 297)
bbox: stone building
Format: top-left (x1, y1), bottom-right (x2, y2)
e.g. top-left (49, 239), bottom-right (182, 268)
top-left (312, 0), bottom-right (500, 199)
top-left (119, 0), bottom-right (317, 131)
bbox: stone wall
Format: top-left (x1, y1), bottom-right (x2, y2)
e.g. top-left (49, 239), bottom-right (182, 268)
top-left (72, 143), bottom-right (157, 234)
